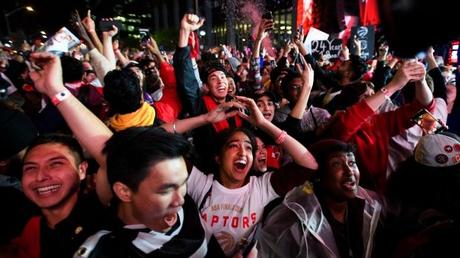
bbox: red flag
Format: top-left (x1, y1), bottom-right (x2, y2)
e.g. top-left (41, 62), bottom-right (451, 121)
top-left (296, 0), bottom-right (314, 34)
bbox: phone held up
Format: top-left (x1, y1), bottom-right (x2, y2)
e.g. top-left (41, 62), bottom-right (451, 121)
top-left (262, 11), bottom-right (274, 32)
top-left (98, 19), bottom-right (123, 32)
top-left (139, 29), bottom-right (151, 46)
top-left (411, 108), bottom-right (448, 135)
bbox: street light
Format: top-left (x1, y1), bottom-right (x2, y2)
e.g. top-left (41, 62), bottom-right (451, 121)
top-left (3, 5), bottom-right (35, 36)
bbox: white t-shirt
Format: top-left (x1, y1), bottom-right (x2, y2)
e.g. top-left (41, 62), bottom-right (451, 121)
top-left (187, 166), bottom-right (279, 256)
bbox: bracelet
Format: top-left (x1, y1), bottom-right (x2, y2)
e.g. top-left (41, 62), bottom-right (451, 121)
top-left (275, 130), bottom-right (287, 145)
top-left (51, 89), bottom-right (71, 106)
top-left (173, 122), bottom-right (177, 134)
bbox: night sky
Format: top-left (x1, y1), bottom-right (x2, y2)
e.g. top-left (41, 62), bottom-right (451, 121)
top-left (1, 0), bottom-right (118, 39)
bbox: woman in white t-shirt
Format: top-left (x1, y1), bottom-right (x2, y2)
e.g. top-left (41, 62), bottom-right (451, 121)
top-left (164, 95), bottom-right (318, 257)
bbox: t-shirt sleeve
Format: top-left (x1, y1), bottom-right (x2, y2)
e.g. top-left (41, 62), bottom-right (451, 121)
top-left (253, 172), bottom-right (279, 205)
top-left (187, 166), bottom-right (214, 205)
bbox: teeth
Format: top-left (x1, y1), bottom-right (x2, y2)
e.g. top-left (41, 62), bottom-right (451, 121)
top-left (36, 184), bottom-right (61, 195)
top-left (235, 160), bottom-right (247, 165)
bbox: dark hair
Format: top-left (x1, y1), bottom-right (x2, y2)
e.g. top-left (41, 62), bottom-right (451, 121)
top-left (24, 133), bottom-right (84, 165)
top-left (103, 69), bottom-right (142, 114)
top-left (103, 127), bottom-right (191, 193)
top-left (325, 81), bottom-right (374, 113)
top-left (281, 70), bottom-right (301, 100)
top-left (214, 127), bottom-right (258, 160)
top-left (349, 55), bottom-right (368, 81)
top-left (5, 60), bottom-right (28, 92)
top-left (200, 61), bottom-right (227, 83)
top-left (144, 72), bottom-right (162, 94)
top-left (60, 56), bottom-right (84, 83)
top-left (309, 139), bottom-right (355, 177)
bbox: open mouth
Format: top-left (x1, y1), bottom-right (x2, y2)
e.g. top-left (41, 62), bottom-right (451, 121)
top-left (217, 85), bottom-right (227, 93)
top-left (342, 178), bottom-right (357, 191)
top-left (263, 112), bottom-right (272, 120)
top-left (234, 159), bottom-right (248, 172)
top-left (35, 184), bottom-right (61, 196)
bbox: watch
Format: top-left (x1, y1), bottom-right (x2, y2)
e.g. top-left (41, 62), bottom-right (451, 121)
top-left (51, 89), bottom-right (71, 106)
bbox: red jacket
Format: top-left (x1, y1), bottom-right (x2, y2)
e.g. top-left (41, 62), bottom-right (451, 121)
top-left (329, 99), bottom-right (435, 192)
top-left (153, 61), bottom-right (182, 123)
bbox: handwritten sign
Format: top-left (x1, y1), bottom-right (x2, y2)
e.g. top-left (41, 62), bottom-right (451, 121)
top-left (350, 26), bottom-right (375, 60)
top-left (311, 38), bottom-right (343, 60)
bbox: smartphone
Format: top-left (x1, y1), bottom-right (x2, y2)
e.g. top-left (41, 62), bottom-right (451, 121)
top-left (99, 19), bottom-right (123, 32)
top-left (262, 11), bottom-right (273, 20)
top-left (139, 30), bottom-right (151, 46)
top-left (411, 109), bottom-right (448, 134)
top-left (262, 11), bottom-right (274, 32)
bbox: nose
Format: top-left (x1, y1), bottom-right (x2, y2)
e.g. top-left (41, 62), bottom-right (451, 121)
top-left (343, 163), bottom-right (353, 176)
top-left (237, 144), bottom-right (247, 156)
top-left (36, 168), bottom-right (50, 182)
top-left (172, 189), bottom-right (185, 207)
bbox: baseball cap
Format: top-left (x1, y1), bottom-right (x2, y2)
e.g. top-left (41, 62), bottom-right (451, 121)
top-left (414, 132), bottom-right (460, 167)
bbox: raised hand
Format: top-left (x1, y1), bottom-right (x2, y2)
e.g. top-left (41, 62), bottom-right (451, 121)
top-left (70, 10), bottom-right (93, 48)
top-left (29, 52), bottom-right (65, 96)
top-left (82, 10), bottom-right (96, 32)
top-left (234, 96), bottom-right (266, 127)
top-left (256, 19), bottom-right (273, 41)
top-left (391, 61), bottom-right (426, 88)
top-left (101, 18), bottom-right (118, 37)
top-left (180, 14), bottom-right (205, 32)
top-left (204, 101), bottom-right (245, 124)
top-left (296, 56), bottom-right (314, 90)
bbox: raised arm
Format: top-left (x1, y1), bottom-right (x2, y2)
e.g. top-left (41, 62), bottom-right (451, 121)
top-left (161, 101), bottom-right (241, 133)
top-left (365, 61), bottom-right (425, 111)
top-left (29, 52), bottom-right (113, 204)
top-left (81, 10), bottom-right (103, 53)
top-left (426, 46), bottom-right (447, 101)
top-left (146, 36), bottom-right (166, 64)
top-left (101, 22), bottom-right (118, 67)
top-left (174, 14), bottom-right (205, 116)
top-left (113, 41), bottom-right (131, 67)
top-left (289, 58), bottom-right (314, 119)
top-left (236, 95), bottom-right (318, 170)
top-left (178, 14), bottom-right (204, 48)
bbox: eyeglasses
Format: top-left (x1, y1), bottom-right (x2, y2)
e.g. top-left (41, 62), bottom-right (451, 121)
top-left (84, 70), bottom-right (95, 75)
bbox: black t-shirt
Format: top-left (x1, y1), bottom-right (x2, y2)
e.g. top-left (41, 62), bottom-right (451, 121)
top-left (322, 199), bottom-right (364, 258)
top-left (40, 193), bottom-right (112, 258)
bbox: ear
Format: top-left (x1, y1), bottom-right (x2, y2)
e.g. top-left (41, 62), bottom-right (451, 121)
top-left (77, 161), bottom-right (88, 181)
top-left (202, 83), bottom-right (210, 94)
top-left (113, 182), bottom-right (132, 202)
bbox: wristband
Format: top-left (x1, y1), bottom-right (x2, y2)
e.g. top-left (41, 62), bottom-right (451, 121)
top-left (380, 87), bottom-right (391, 99)
top-left (51, 89), bottom-right (71, 106)
top-left (275, 130), bottom-right (287, 145)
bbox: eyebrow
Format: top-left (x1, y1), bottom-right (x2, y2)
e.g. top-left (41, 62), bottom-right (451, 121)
top-left (23, 155), bottom-right (68, 166)
top-left (158, 175), bottom-right (189, 191)
top-left (227, 139), bottom-right (252, 145)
